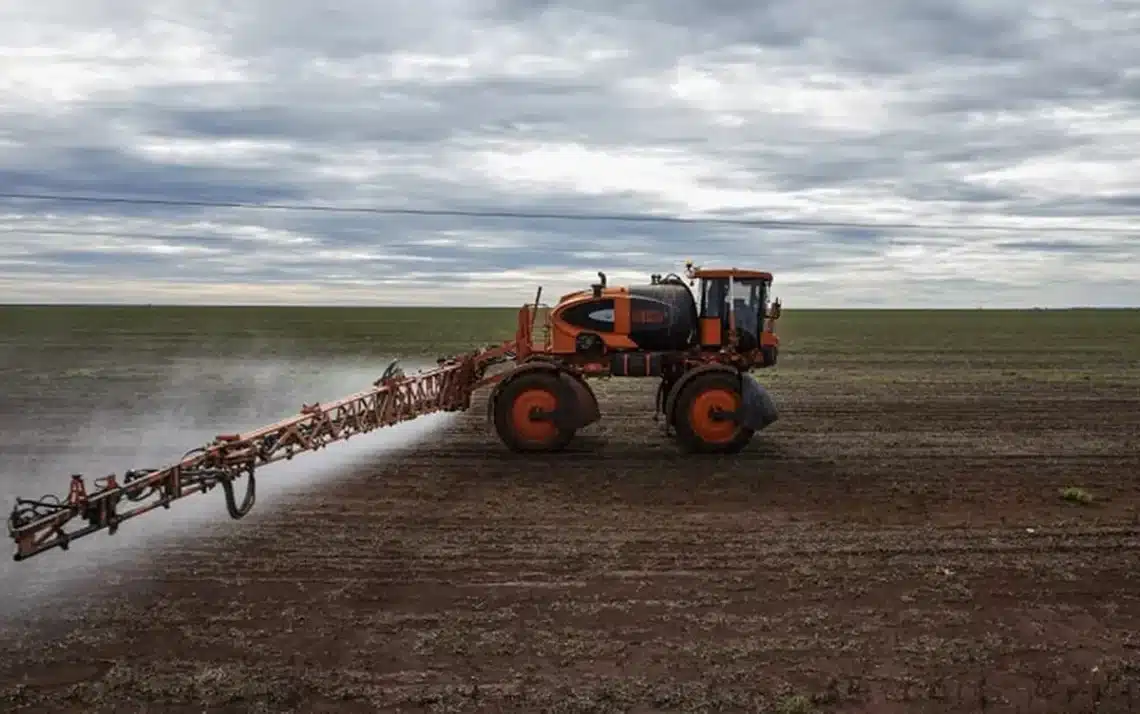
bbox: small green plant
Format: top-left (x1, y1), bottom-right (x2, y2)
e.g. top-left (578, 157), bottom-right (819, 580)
top-left (1060, 486), bottom-right (1093, 506)
top-left (776, 694), bottom-right (814, 714)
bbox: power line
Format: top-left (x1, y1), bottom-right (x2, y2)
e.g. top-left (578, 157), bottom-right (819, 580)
top-left (0, 226), bottom-right (774, 252)
top-left (0, 227), bottom-right (238, 243)
top-left (1, 191), bottom-right (1136, 235)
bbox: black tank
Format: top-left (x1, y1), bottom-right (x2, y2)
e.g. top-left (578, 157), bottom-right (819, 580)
top-left (627, 282), bottom-right (698, 351)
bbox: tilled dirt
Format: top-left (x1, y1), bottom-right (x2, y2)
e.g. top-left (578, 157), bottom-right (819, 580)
top-left (2, 369), bottom-right (1140, 713)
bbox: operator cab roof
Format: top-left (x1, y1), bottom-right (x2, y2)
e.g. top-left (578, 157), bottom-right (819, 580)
top-left (690, 268), bottom-right (773, 281)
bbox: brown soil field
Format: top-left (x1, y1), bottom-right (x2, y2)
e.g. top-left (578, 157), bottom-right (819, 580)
top-left (1, 308), bottom-right (1139, 713)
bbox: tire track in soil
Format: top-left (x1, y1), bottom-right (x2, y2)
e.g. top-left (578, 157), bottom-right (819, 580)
top-left (3, 377), bottom-right (1140, 713)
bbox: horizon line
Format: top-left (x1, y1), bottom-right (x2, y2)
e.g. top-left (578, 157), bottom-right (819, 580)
top-left (2, 303), bottom-right (1138, 311)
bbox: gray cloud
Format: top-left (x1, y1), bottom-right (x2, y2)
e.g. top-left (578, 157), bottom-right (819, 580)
top-left (1, 0), bottom-right (1138, 307)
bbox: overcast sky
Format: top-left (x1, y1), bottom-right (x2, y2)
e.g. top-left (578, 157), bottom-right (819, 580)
top-left (1, 0), bottom-right (1138, 307)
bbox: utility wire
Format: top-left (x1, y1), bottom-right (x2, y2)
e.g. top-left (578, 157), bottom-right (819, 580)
top-left (0, 227), bottom-right (240, 243)
top-left (0, 191), bottom-right (1135, 235)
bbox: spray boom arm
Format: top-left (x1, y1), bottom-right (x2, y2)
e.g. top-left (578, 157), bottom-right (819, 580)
top-left (7, 343), bottom-right (515, 562)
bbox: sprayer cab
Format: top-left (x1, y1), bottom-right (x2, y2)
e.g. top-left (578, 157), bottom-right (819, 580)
top-left (685, 261), bottom-right (781, 368)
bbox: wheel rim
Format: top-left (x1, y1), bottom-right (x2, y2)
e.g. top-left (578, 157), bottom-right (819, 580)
top-left (510, 388), bottom-right (558, 442)
top-left (689, 388), bottom-right (740, 443)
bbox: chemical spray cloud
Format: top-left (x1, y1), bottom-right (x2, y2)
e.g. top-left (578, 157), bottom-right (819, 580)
top-left (0, 355), bottom-right (454, 626)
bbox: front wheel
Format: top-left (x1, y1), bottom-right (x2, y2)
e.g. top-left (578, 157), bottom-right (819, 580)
top-left (492, 371), bottom-right (576, 452)
top-left (672, 372), bottom-right (755, 454)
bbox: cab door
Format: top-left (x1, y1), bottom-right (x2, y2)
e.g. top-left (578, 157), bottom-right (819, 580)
top-left (698, 278), bottom-right (727, 348)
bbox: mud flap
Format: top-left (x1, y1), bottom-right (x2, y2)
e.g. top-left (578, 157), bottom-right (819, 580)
top-left (740, 372), bottom-right (779, 431)
top-left (559, 372), bottom-right (600, 430)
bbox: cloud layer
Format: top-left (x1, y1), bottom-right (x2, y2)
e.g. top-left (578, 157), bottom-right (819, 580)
top-left (2, 0), bottom-right (1138, 307)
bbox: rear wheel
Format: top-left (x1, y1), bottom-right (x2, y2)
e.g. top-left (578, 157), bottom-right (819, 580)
top-left (493, 371), bottom-right (576, 452)
top-left (672, 372), bottom-right (754, 454)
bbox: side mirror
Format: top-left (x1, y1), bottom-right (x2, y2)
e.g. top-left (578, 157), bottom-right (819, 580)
top-left (769, 298), bottom-right (782, 320)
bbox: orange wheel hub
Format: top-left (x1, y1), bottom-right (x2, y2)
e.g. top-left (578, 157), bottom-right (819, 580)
top-left (688, 388), bottom-right (740, 444)
top-left (510, 388), bottom-right (558, 442)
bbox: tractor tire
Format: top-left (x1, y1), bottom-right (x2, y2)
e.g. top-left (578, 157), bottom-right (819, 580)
top-left (672, 371), bottom-right (755, 454)
top-left (492, 370), bottom-right (576, 453)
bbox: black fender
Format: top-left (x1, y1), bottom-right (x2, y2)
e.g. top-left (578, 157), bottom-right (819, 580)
top-left (739, 371), bottom-right (779, 431)
top-left (560, 370), bottom-right (601, 428)
top-left (486, 361), bottom-right (599, 432)
top-left (664, 365), bottom-right (778, 432)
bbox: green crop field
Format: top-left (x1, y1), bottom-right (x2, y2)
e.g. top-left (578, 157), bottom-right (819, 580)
top-left (4, 303), bottom-right (1138, 360)
top-left (0, 305), bottom-right (522, 360)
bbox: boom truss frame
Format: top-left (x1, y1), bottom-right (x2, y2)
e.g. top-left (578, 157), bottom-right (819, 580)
top-left (7, 343), bottom-right (514, 561)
